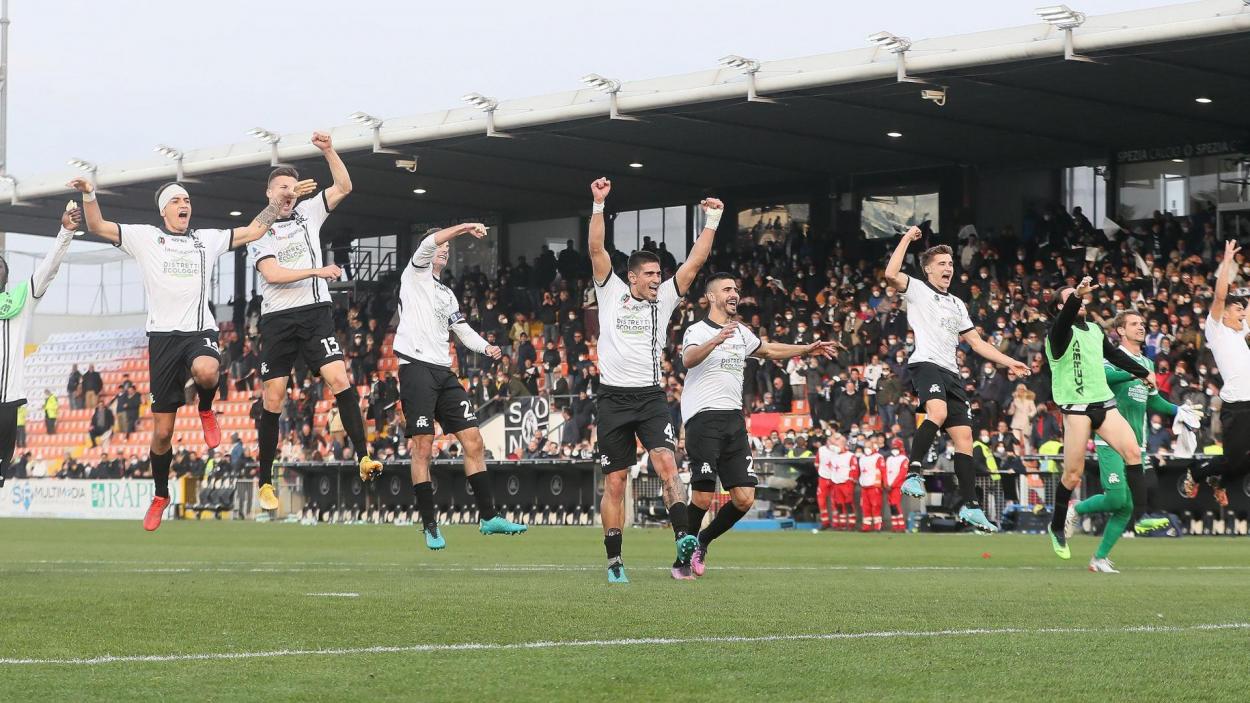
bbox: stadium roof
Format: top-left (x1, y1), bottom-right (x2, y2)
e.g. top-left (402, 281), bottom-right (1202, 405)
top-left (2, 0), bottom-right (1249, 239)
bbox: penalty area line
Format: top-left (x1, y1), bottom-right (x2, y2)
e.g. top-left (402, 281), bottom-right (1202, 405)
top-left (1, 623), bottom-right (1246, 666)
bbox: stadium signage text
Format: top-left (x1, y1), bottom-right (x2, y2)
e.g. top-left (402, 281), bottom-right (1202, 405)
top-left (0, 479), bottom-right (180, 520)
top-left (1116, 140), bottom-right (1243, 164)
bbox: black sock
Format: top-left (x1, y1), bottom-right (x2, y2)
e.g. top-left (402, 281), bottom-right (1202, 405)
top-left (151, 450), bottom-right (173, 499)
top-left (413, 481), bottom-right (436, 528)
top-left (257, 410), bottom-right (280, 486)
top-left (909, 420), bottom-right (940, 467)
top-left (687, 503), bottom-right (708, 537)
top-left (701, 503), bottom-right (747, 545)
top-left (466, 471), bottom-right (497, 521)
top-left (668, 502), bottom-right (689, 540)
top-left (196, 382), bottom-right (215, 412)
top-left (1051, 482), bottom-right (1074, 533)
top-left (335, 387), bottom-right (369, 459)
top-left (604, 528), bottom-right (623, 564)
top-left (953, 452), bottom-right (978, 506)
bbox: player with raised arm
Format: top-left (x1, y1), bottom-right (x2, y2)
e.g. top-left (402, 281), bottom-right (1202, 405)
top-left (680, 273), bottom-right (835, 578)
top-left (69, 175), bottom-right (292, 531)
top-left (247, 131), bottom-right (381, 511)
top-left (884, 226), bottom-right (1029, 532)
top-left (1043, 277), bottom-right (1154, 572)
top-left (588, 177), bottom-right (721, 584)
top-left (1099, 310), bottom-right (1199, 536)
top-left (1186, 239), bottom-right (1250, 506)
top-left (0, 205), bottom-right (81, 487)
top-left (394, 223), bottom-right (526, 550)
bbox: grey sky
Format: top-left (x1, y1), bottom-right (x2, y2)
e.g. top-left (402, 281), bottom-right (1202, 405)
top-left (9, 0), bottom-right (1167, 177)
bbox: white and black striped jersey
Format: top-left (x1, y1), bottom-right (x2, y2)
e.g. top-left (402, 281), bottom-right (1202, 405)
top-left (2, 227), bottom-right (75, 404)
top-left (115, 224), bottom-right (232, 335)
top-left (393, 234), bottom-right (463, 368)
top-left (248, 191), bottom-right (332, 317)
top-left (594, 273), bottom-right (682, 388)
top-left (680, 318), bottom-right (761, 422)
top-left (903, 277), bottom-right (974, 374)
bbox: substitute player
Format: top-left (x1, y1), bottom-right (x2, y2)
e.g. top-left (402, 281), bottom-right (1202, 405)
top-left (885, 439), bottom-right (909, 532)
top-left (816, 435), bottom-right (837, 529)
top-left (1043, 277), bottom-right (1153, 572)
top-left (247, 131), bottom-right (381, 511)
top-left (858, 439), bottom-right (886, 532)
top-left (0, 205), bottom-right (81, 487)
top-left (681, 272), bottom-right (835, 578)
top-left (69, 176), bottom-right (290, 530)
top-left (589, 178), bottom-right (722, 584)
top-left (1186, 239), bottom-right (1249, 506)
top-left (884, 226), bottom-right (1029, 532)
top-left (395, 223), bottom-right (526, 549)
top-left (830, 436), bottom-right (857, 531)
top-left (1100, 310), bottom-right (1198, 536)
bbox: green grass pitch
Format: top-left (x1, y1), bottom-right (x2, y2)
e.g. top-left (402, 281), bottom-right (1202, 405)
top-left (2, 518), bottom-right (1248, 702)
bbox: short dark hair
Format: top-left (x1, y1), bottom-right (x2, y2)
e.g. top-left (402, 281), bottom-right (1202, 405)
top-left (704, 271), bottom-right (737, 294)
top-left (627, 250), bottom-right (660, 273)
top-left (920, 245), bottom-right (953, 268)
top-left (1227, 295), bottom-right (1247, 310)
top-left (1111, 309), bottom-right (1143, 332)
top-left (268, 166), bottom-right (300, 185)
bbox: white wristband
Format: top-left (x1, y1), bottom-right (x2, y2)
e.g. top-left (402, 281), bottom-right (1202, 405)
top-left (703, 207), bottom-right (723, 231)
top-left (82, 190), bottom-right (97, 202)
top-left (592, 201), bottom-right (605, 214)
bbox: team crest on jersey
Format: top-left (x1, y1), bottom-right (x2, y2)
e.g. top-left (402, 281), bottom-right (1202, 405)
top-left (700, 462), bottom-right (712, 475)
top-left (415, 416), bottom-right (430, 428)
top-left (929, 384), bottom-right (941, 393)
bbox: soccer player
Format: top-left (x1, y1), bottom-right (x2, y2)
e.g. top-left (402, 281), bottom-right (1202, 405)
top-left (69, 176), bottom-right (290, 531)
top-left (1100, 310), bottom-right (1199, 535)
top-left (830, 436), bottom-right (857, 531)
top-left (1186, 239), bottom-right (1249, 506)
top-left (884, 226), bottom-right (1029, 532)
top-left (816, 435), bottom-right (838, 529)
top-left (1043, 277), bottom-right (1153, 572)
top-left (681, 272), bottom-right (836, 577)
top-left (0, 205), bottom-right (81, 487)
top-left (395, 223), bottom-right (526, 549)
top-left (247, 131), bottom-right (381, 511)
top-left (857, 439), bottom-right (886, 532)
top-left (885, 438), bottom-right (909, 532)
top-left (589, 177), bottom-right (722, 584)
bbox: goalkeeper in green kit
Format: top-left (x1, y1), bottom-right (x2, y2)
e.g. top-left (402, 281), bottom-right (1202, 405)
top-left (1044, 278), bottom-right (1156, 573)
top-left (1098, 310), bottom-right (1202, 543)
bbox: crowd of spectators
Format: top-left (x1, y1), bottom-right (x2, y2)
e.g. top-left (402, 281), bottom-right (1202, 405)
top-left (23, 200), bottom-right (1237, 485)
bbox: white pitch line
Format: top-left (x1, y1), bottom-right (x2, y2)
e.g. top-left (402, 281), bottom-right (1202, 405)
top-left (4, 564), bottom-right (1250, 575)
top-left (305, 592), bottom-right (359, 598)
top-left (1, 622), bottom-right (1245, 667)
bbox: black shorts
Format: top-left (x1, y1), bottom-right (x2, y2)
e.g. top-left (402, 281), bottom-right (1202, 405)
top-left (1059, 398), bottom-right (1117, 431)
top-left (596, 385), bottom-right (676, 473)
top-left (149, 332), bottom-right (222, 413)
top-left (685, 410), bottom-right (756, 492)
top-left (259, 304), bottom-right (343, 382)
top-left (399, 360), bottom-right (477, 436)
top-left (908, 362), bottom-right (972, 429)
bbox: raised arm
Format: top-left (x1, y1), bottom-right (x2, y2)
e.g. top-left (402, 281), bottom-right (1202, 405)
top-left (411, 223), bottom-right (488, 267)
top-left (962, 328), bottom-right (1030, 375)
top-left (32, 207), bottom-right (82, 297)
top-left (752, 339), bottom-right (838, 362)
top-left (451, 321), bottom-right (503, 360)
top-left (588, 178), bottom-right (613, 285)
top-left (1047, 277), bottom-right (1091, 358)
top-left (1210, 239), bottom-right (1240, 322)
top-left (256, 259), bottom-right (341, 285)
top-left (312, 131), bottom-right (352, 210)
top-left (231, 191), bottom-right (295, 249)
top-left (884, 226), bottom-right (921, 291)
top-left (674, 198), bottom-right (724, 295)
top-left (66, 178), bottom-right (119, 244)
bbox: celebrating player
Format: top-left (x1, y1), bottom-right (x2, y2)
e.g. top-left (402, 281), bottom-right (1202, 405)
top-left (69, 176), bottom-right (291, 531)
top-left (1186, 239), bottom-right (1249, 505)
top-left (884, 226), bottom-right (1029, 532)
top-left (1043, 277), bottom-right (1153, 572)
top-left (394, 223), bottom-right (527, 550)
top-left (589, 177), bottom-right (720, 584)
top-left (680, 272), bottom-right (836, 578)
top-left (0, 205), bottom-right (81, 487)
top-left (247, 131), bottom-right (381, 511)
top-left (1100, 310), bottom-right (1198, 536)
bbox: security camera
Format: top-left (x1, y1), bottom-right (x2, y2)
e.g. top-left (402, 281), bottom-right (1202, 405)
top-left (920, 88), bottom-right (946, 106)
top-left (394, 157), bottom-right (418, 173)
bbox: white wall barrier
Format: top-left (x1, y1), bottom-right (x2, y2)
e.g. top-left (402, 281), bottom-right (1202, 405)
top-left (0, 479), bottom-right (180, 520)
